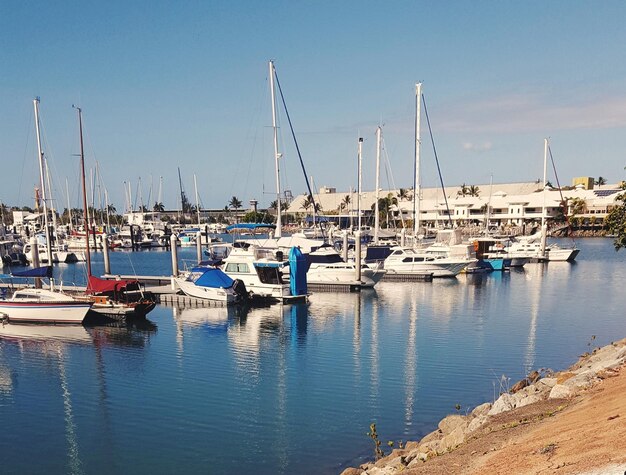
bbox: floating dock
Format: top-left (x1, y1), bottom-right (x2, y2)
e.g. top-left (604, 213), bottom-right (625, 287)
top-left (380, 272), bottom-right (434, 282)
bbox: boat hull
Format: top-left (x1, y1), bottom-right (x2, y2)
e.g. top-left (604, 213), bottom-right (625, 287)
top-left (0, 301), bottom-right (92, 324)
top-left (175, 279), bottom-right (236, 303)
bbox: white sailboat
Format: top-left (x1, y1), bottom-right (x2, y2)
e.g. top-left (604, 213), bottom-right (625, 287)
top-left (0, 99), bottom-right (92, 324)
top-left (507, 139), bottom-right (580, 262)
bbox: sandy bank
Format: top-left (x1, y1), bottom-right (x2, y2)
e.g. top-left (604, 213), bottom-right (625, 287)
top-left (342, 338), bottom-right (626, 475)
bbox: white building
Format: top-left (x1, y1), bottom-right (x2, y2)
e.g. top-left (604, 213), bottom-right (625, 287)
top-left (286, 181), bottom-right (623, 229)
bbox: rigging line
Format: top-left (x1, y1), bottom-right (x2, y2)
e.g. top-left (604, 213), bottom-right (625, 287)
top-left (422, 94), bottom-right (453, 228)
top-left (273, 68), bottom-right (326, 241)
top-left (548, 145), bottom-right (575, 242)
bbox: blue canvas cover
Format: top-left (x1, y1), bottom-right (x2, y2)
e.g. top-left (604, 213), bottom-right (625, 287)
top-left (11, 266), bottom-right (53, 278)
top-left (191, 267), bottom-right (234, 289)
top-left (288, 247), bottom-right (307, 296)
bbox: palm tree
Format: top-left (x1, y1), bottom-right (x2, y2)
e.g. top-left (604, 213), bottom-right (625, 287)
top-left (301, 194), bottom-right (314, 212)
top-left (340, 194), bottom-right (351, 212)
top-left (468, 185), bottom-right (480, 197)
top-left (595, 176), bottom-right (607, 187)
top-left (228, 196), bottom-right (242, 211)
top-left (153, 202), bottom-right (165, 212)
top-left (457, 183), bottom-right (469, 197)
top-left (107, 204), bottom-right (117, 215)
top-left (568, 197), bottom-right (586, 216)
top-left (269, 200), bottom-right (278, 210)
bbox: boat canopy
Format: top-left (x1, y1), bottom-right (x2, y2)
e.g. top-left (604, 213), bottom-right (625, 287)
top-left (191, 267), bottom-right (234, 288)
top-left (87, 275), bottom-right (139, 294)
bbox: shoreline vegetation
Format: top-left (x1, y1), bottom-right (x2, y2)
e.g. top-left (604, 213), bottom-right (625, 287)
top-left (341, 338), bottom-right (626, 475)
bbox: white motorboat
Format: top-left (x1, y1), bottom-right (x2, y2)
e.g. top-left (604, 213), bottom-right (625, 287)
top-left (306, 245), bottom-right (385, 287)
top-left (220, 243), bottom-right (292, 301)
top-left (0, 288), bottom-right (92, 324)
top-left (383, 246), bottom-right (474, 277)
top-left (506, 232), bottom-right (579, 262)
top-left (175, 266), bottom-right (243, 304)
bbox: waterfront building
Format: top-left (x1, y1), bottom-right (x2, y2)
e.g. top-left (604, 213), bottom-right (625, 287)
top-left (285, 180), bottom-right (623, 231)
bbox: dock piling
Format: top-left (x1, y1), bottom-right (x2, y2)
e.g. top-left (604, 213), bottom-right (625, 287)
top-left (170, 234), bottom-right (179, 277)
top-left (355, 231), bottom-right (362, 281)
top-left (196, 231), bottom-right (202, 264)
top-left (102, 233), bottom-right (111, 274)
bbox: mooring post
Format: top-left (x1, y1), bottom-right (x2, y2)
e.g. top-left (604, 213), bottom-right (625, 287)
top-left (196, 231), bottom-right (202, 264)
top-left (400, 228), bottom-right (406, 247)
top-left (342, 231), bottom-right (349, 262)
top-left (102, 233), bottom-right (111, 274)
top-left (170, 234), bottom-right (179, 277)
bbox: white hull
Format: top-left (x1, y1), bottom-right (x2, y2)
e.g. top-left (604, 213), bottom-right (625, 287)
top-left (385, 261), bottom-right (469, 277)
top-left (175, 278), bottom-right (236, 303)
top-left (0, 301), bottom-right (91, 324)
top-left (306, 265), bottom-right (385, 287)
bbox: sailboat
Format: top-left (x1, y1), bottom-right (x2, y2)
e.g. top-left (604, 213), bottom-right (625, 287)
top-left (72, 106), bottom-right (156, 318)
top-left (0, 99), bottom-right (93, 324)
top-left (506, 139), bottom-right (580, 262)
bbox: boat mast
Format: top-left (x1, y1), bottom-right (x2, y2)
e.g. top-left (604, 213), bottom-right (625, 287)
top-left (485, 173), bottom-right (493, 232)
top-left (65, 177), bottom-right (73, 233)
top-left (193, 173), bottom-right (201, 226)
top-left (413, 82), bottom-right (422, 240)
top-left (33, 98), bottom-right (53, 263)
top-left (357, 137), bottom-right (363, 231)
top-left (374, 126), bottom-right (382, 244)
top-left (44, 156), bottom-right (58, 245)
top-left (269, 60), bottom-right (282, 238)
top-left (540, 138), bottom-right (548, 257)
top-left (75, 105), bottom-right (92, 277)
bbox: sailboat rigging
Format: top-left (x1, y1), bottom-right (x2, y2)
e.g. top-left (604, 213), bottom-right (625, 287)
top-left (74, 106), bottom-right (156, 318)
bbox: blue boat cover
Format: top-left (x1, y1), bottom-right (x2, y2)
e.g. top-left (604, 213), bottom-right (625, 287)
top-left (11, 266), bottom-right (53, 278)
top-left (192, 267), bottom-right (234, 288)
top-left (289, 246), bottom-right (308, 296)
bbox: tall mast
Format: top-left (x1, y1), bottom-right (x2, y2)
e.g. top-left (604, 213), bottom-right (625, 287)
top-left (44, 156), bottom-right (58, 243)
top-left (374, 126), bottom-right (382, 244)
top-left (540, 138), bottom-right (548, 257)
top-left (75, 105), bottom-right (92, 277)
top-left (65, 177), bottom-right (73, 232)
top-left (357, 137), bottom-right (363, 231)
top-left (269, 60), bottom-right (282, 238)
top-left (485, 173), bottom-right (493, 231)
top-left (413, 82), bottom-right (422, 239)
top-left (33, 98), bottom-right (53, 263)
top-left (157, 176), bottom-right (163, 207)
top-left (193, 173), bottom-right (201, 226)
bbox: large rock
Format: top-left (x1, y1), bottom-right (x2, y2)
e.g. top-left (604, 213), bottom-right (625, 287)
top-left (488, 393), bottom-right (517, 416)
top-left (437, 414), bottom-right (467, 435)
top-left (549, 384), bottom-right (574, 399)
top-left (471, 402), bottom-right (492, 418)
top-left (467, 414), bottom-right (489, 434)
top-left (439, 421), bottom-right (469, 452)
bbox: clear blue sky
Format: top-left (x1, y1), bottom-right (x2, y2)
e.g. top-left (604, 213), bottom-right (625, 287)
top-left (2, 1), bottom-right (626, 212)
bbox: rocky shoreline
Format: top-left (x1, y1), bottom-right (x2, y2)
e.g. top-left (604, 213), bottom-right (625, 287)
top-left (341, 338), bottom-right (626, 475)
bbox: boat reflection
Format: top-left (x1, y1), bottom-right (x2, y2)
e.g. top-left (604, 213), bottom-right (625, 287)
top-left (0, 321), bottom-right (92, 345)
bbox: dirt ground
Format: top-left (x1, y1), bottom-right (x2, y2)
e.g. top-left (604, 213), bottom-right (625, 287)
top-left (402, 365), bottom-right (626, 475)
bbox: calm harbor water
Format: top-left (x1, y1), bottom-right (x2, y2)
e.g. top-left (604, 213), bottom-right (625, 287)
top-left (0, 238), bottom-right (624, 474)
